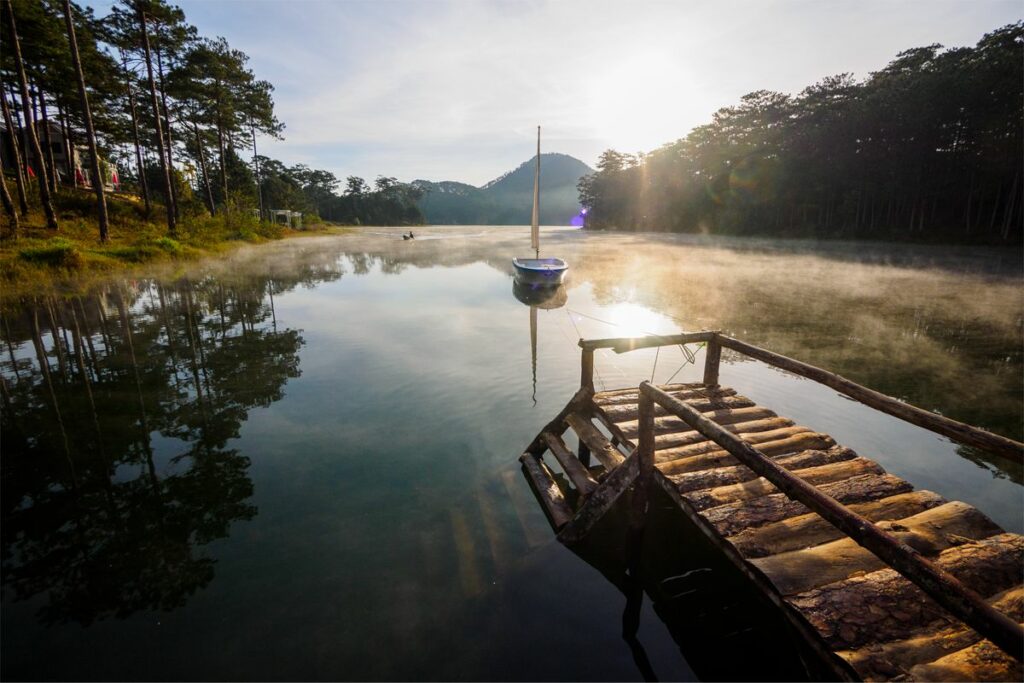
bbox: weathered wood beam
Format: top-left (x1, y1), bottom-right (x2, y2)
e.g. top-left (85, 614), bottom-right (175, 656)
top-left (703, 335), bottom-right (722, 386)
top-left (541, 431), bottom-right (598, 496)
top-left (557, 452), bottom-right (639, 545)
top-left (525, 386), bottom-right (592, 455)
top-left (728, 489), bottom-right (947, 558)
top-left (594, 385), bottom-right (735, 406)
top-left (566, 412), bottom-right (625, 470)
top-left (751, 501), bottom-right (1003, 596)
top-left (655, 425), bottom-right (815, 464)
top-left (656, 431), bottom-right (836, 475)
top-left (704, 472), bottom-right (913, 536)
top-left (598, 389), bottom-right (741, 421)
top-left (519, 453), bottom-right (573, 529)
top-left (716, 334), bottom-right (1024, 462)
top-left (578, 331), bottom-right (717, 353)
top-left (839, 586), bottom-right (1023, 680)
top-left (580, 348), bottom-right (594, 391)
top-left (589, 402), bottom-right (636, 450)
top-left (641, 381), bottom-right (1024, 662)
top-left (789, 533), bottom-right (1023, 653)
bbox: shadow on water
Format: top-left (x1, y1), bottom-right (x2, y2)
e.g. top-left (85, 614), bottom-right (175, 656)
top-left (0, 264), bottom-right (325, 628)
top-left (565, 486), bottom-right (836, 682)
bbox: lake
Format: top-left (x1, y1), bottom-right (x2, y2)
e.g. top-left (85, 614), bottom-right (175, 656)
top-left (2, 227), bottom-right (1021, 680)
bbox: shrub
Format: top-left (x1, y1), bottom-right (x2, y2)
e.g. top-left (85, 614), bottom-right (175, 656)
top-left (18, 238), bottom-right (84, 270)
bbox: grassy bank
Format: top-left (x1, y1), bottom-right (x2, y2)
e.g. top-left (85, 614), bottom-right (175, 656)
top-left (1, 190), bottom-right (351, 299)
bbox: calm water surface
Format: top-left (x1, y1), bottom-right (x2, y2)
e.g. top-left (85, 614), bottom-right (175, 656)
top-left (2, 227), bottom-right (1021, 680)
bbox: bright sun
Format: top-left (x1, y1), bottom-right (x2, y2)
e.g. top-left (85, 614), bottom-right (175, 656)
top-left (585, 50), bottom-right (699, 152)
top-left (603, 302), bottom-right (677, 338)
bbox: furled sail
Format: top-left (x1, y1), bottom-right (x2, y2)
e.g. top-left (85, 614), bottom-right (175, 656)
top-left (531, 126), bottom-right (540, 256)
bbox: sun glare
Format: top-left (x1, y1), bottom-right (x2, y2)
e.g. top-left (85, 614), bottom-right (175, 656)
top-left (586, 50), bottom-right (699, 151)
top-left (603, 302), bottom-right (678, 338)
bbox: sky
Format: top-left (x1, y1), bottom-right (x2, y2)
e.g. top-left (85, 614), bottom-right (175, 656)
top-left (87, 0), bottom-right (1022, 186)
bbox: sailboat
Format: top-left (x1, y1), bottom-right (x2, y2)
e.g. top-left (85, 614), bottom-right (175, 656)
top-left (512, 126), bottom-right (569, 286)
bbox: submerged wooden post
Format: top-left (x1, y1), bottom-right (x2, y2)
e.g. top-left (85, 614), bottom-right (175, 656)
top-left (632, 387), bottom-right (656, 530)
top-left (703, 335), bottom-right (722, 386)
top-left (580, 348), bottom-right (594, 391)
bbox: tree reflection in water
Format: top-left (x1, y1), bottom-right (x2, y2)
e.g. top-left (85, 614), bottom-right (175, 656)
top-left (0, 263), bottom-right (336, 625)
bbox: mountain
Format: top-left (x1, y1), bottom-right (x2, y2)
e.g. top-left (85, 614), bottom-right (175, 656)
top-left (413, 153), bottom-right (593, 225)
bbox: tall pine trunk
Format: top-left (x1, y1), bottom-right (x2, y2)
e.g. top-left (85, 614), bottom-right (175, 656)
top-left (4, 0), bottom-right (58, 228)
top-left (216, 88), bottom-right (229, 210)
top-left (120, 49), bottom-right (150, 216)
top-left (35, 85), bottom-right (59, 192)
top-left (0, 86), bottom-right (29, 216)
top-left (137, 2), bottom-right (175, 235)
top-left (155, 43), bottom-right (179, 220)
top-left (250, 117), bottom-right (263, 220)
top-left (63, 0), bottom-right (108, 241)
top-left (193, 117), bottom-right (215, 215)
top-left (57, 98), bottom-right (74, 181)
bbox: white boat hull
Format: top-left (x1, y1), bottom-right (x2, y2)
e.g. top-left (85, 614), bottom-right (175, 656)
top-left (513, 257), bottom-right (569, 285)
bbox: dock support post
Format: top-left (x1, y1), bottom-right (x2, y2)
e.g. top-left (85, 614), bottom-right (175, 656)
top-left (702, 335), bottom-right (721, 387)
top-left (580, 348), bottom-right (594, 391)
top-left (632, 387), bottom-right (656, 531)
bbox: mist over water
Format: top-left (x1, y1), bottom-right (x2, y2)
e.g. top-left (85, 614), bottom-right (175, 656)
top-left (1, 227), bottom-right (1020, 680)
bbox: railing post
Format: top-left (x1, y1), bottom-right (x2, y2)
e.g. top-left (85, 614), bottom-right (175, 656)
top-left (632, 383), bottom-right (656, 530)
top-left (580, 348), bottom-right (594, 392)
top-left (703, 335), bottom-right (721, 387)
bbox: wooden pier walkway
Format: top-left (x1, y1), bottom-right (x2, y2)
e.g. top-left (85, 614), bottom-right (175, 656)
top-left (518, 332), bottom-right (1024, 681)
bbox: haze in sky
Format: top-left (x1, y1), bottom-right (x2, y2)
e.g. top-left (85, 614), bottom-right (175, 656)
top-left (88, 0), bottom-right (1023, 185)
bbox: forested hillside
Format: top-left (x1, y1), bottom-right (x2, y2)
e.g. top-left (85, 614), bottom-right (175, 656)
top-left (578, 24), bottom-right (1023, 244)
top-left (415, 153), bottom-right (592, 225)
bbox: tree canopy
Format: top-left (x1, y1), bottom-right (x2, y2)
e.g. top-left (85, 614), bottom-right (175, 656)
top-left (0, 0), bottom-right (420, 236)
top-left (578, 23), bottom-right (1023, 245)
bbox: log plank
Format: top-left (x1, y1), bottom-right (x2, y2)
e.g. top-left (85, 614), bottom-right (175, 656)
top-left (703, 473), bottom-right (914, 537)
top-left (686, 457), bottom-right (884, 512)
top-left (787, 533), bottom-right (1024, 652)
top-left (614, 395), bottom-right (756, 430)
top-left (541, 431), bottom-right (598, 496)
top-left (654, 425), bottom-right (814, 464)
top-left (655, 416), bottom-right (795, 450)
top-left (565, 412), bottom-right (625, 470)
top-left (668, 445), bottom-right (856, 493)
top-left (728, 490), bottom-right (948, 558)
top-left (656, 432), bottom-right (837, 476)
top-left (518, 453), bottom-right (573, 529)
top-left (751, 501), bottom-right (1004, 596)
top-left (839, 586), bottom-right (1023, 680)
top-left (599, 390), bottom-right (740, 419)
top-left (594, 385), bottom-right (736, 406)
top-left (906, 635), bottom-right (1023, 682)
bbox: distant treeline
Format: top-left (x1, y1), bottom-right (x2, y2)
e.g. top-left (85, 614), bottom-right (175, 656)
top-left (0, 0), bottom-right (419, 240)
top-left (579, 24), bottom-right (1023, 244)
top-left (256, 165), bottom-right (424, 226)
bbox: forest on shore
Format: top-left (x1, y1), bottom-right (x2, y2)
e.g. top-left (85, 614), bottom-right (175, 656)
top-left (0, 0), bottom-right (422, 245)
top-left (578, 23), bottom-right (1023, 245)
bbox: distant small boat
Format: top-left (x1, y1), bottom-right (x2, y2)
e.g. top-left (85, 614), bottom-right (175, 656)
top-left (513, 126), bottom-right (568, 286)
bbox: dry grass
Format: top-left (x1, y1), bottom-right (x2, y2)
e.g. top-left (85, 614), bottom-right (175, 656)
top-left (0, 189), bottom-right (351, 298)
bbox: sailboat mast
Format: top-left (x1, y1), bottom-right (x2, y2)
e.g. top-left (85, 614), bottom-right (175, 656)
top-left (531, 125), bottom-right (540, 259)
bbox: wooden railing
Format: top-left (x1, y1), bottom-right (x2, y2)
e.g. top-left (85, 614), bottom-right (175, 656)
top-left (578, 331), bottom-right (1024, 462)
top-left (635, 380), bottom-right (1024, 661)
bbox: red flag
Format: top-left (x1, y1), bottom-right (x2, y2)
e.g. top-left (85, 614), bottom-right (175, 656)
top-left (75, 168), bottom-right (86, 186)
top-left (26, 165), bottom-right (35, 178)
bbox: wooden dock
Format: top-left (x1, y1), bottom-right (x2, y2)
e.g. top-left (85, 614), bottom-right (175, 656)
top-left (518, 332), bottom-right (1024, 681)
